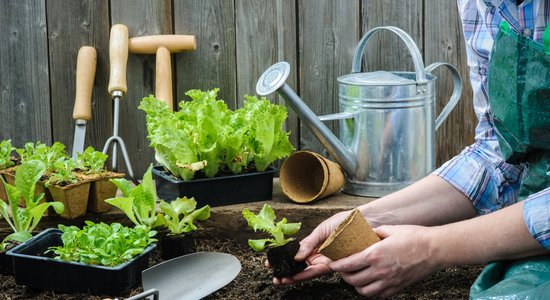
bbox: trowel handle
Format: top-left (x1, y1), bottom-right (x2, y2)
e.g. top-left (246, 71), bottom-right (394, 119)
top-left (73, 46), bottom-right (96, 121)
top-left (425, 62), bottom-right (462, 130)
top-left (155, 46), bottom-right (174, 110)
top-left (108, 24), bottom-right (129, 96)
top-left (129, 35), bottom-right (196, 54)
top-left (351, 26), bottom-right (427, 83)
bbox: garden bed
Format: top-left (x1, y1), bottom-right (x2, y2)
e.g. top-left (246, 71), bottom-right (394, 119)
top-left (0, 180), bottom-right (483, 299)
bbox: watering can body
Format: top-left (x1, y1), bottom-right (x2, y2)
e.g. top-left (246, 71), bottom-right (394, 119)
top-left (257, 26), bottom-right (462, 197)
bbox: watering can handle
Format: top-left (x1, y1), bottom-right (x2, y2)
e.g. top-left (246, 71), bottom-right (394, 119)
top-left (352, 26), bottom-right (427, 83)
top-left (425, 62), bottom-right (463, 130)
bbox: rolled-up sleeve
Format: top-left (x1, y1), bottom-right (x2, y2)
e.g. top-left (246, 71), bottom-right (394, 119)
top-left (432, 140), bottom-right (524, 215)
top-left (524, 189), bottom-right (550, 250)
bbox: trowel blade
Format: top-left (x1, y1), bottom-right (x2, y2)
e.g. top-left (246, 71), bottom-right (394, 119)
top-left (71, 120), bottom-right (86, 159)
top-left (142, 252), bottom-right (241, 300)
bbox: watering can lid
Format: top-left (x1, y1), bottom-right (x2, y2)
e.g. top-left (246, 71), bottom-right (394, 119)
top-left (338, 71), bottom-right (416, 86)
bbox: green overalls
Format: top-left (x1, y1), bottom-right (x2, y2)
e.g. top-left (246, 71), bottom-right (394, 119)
top-left (470, 21), bottom-right (550, 299)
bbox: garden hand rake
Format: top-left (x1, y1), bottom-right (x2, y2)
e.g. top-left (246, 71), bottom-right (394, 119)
top-left (102, 24), bottom-right (135, 181)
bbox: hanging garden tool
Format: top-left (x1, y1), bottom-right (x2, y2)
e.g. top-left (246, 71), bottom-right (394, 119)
top-left (71, 46), bottom-right (97, 159)
top-left (102, 24), bottom-right (135, 180)
top-left (128, 34), bottom-right (196, 109)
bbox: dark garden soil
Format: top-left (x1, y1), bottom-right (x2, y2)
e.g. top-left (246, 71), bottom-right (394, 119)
top-left (0, 234), bottom-right (484, 300)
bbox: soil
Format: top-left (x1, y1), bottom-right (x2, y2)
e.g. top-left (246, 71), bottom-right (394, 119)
top-left (0, 235), bottom-right (484, 300)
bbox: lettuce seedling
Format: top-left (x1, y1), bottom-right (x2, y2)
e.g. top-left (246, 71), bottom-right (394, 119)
top-left (76, 146), bottom-right (108, 174)
top-left (105, 165), bottom-right (159, 230)
top-left (48, 221), bottom-right (156, 267)
top-left (0, 160), bottom-right (65, 251)
top-left (0, 139), bottom-right (15, 170)
top-left (156, 197), bottom-right (211, 235)
top-left (242, 204), bottom-right (301, 252)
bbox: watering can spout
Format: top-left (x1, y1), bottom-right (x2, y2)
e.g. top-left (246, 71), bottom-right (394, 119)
top-left (256, 62), bottom-right (357, 176)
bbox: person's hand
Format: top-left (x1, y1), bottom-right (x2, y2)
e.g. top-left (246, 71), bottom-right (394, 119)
top-left (269, 210), bottom-right (352, 285)
top-left (329, 224), bottom-right (440, 298)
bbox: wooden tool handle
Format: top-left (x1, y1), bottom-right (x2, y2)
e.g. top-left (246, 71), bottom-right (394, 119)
top-left (108, 24), bottom-right (129, 95)
top-left (73, 46), bottom-right (97, 121)
top-left (155, 46), bottom-right (173, 110)
top-left (129, 35), bottom-right (196, 54)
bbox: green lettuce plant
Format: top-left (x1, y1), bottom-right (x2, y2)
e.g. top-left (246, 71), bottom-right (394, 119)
top-left (0, 160), bottom-right (65, 251)
top-left (0, 139), bottom-right (16, 170)
top-left (76, 146), bottom-right (109, 175)
top-left (242, 204), bottom-right (301, 252)
top-left (48, 221), bottom-right (156, 267)
top-left (139, 88), bottom-right (294, 181)
top-left (105, 165), bottom-right (159, 230)
top-left (156, 197), bottom-right (211, 235)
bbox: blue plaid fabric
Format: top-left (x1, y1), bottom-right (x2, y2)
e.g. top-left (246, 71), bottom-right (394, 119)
top-left (433, 0), bottom-right (550, 249)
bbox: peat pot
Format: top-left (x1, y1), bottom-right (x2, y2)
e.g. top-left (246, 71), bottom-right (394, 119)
top-left (256, 26), bottom-right (462, 197)
top-left (152, 166), bottom-right (275, 206)
top-left (6, 228), bottom-right (155, 295)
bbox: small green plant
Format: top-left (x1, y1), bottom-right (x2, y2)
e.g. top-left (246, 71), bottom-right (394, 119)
top-left (16, 142), bottom-right (68, 170)
top-left (156, 197), bottom-right (211, 235)
top-left (0, 160), bottom-right (64, 251)
top-left (48, 221), bottom-right (156, 267)
top-left (44, 158), bottom-right (78, 187)
top-left (0, 139), bottom-right (15, 170)
top-left (242, 204), bottom-right (301, 252)
top-left (105, 165), bottom-right (159, 230)
top-left (76, 146), bottom-right (108, 175)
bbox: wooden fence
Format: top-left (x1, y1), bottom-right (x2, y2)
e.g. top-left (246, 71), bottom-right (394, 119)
top-left (0, 0), bottom-right (476, 177)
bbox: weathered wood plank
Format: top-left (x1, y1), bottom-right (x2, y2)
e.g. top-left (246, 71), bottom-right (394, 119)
top-left (173, 0), bottom-right (237, 109)
top-left (47, 0), bottom-right (111, 155)
top-left (425, 0), bottom-right (476, 166)
top-left (109, 0), bottom-right (172, 178)
top-left (298, 0), bottom-right (361, 154)
top-left (362, 0), bottom-right (423, 73)
top-left (235, 0), bottom-right (299, 154)
top-left (0, 1), bottom-right (51, 147)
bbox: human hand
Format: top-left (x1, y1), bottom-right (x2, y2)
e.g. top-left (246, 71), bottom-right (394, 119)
top-left (270, 210), bottom-right (352, 285)
top-left (329, 225), bottom-right (440, 298)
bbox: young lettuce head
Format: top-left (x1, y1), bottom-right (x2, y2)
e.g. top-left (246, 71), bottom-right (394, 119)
top-left (139, 88), bottom-right (294, 181)
top-left (242, 204), bottom-right (301, 252)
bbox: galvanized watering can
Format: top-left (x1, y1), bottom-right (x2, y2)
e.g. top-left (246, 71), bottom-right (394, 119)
top-left (256, 26), bottom-right (462, 197)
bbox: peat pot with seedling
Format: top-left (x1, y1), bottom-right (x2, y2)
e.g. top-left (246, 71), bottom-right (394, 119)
top-left (242, 204), bottom-right (307, 278)
top-left (139, 88), bottom-right (294, 207)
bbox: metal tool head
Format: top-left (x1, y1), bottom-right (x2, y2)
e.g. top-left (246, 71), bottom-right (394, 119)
top-left (141, 252), bottom-right (241, 300)
top-left (72, 120), bottom-right (87, 159)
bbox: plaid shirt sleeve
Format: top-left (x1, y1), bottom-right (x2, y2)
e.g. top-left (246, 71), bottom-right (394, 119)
top-left (436, 0), bottom-right (550, 250)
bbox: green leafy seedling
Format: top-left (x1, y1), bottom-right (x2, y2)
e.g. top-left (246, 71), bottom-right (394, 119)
top-left (242, 204), bottom-right (301, 252)
top-left (155, 197), bottom-right (211, 235)
top-left (0, 139), bottom-right (15, 170)
top-left (105, 164), bottom-right (159, 230)
top-left (48, 221), bottom-right (156, 267)
top-left (76, 146), bottom-right (108, 174)
top-left (0, 160), bottom-right (65, 251)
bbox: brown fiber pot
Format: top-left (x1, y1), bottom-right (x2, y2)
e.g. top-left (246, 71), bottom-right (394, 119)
top-left (318, 209), bottom-right (380, 261)
top-left (279, 151), bottom-right (345, 203)
top-left (86, 172), bottom-right (125, 213)
top-left (48, 181), bottom-right (91, 219)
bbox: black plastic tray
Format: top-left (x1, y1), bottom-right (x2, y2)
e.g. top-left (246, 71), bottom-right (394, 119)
top-left (152, 165), bottom-right (275, 207)
top-left (6, 228), bottom-right (155, 295)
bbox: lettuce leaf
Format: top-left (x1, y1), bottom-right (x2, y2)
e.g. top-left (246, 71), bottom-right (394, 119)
top-left (139, 89), bottom-right (294, 180)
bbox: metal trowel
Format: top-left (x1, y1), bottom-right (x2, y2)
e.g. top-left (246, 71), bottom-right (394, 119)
top-left (126, 252), bottom-right (241, 300)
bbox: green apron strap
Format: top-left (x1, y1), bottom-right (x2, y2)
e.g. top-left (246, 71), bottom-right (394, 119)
top-left (544, 22), bottom-right (550, 54)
